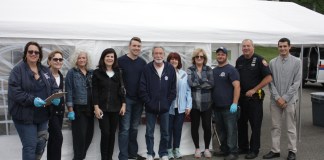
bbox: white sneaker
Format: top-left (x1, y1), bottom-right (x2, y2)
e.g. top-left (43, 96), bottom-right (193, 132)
top-left (147, 155), bottom-right (154, 160)
top-left (160, 155), bottom-right (169, 160)
top-left (204, 149), bottom-right (212, 158)
top-left (194, 149), bottom-right (201, 158)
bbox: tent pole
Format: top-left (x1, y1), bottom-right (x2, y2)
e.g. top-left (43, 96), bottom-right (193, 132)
top-left (297, 45), bottom-right (303, 142)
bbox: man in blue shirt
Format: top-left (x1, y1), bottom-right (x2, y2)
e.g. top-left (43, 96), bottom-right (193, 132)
top-left (212, 47), bottom-right (240, 160)
top-left (118, 37), bottom-right (147, 160)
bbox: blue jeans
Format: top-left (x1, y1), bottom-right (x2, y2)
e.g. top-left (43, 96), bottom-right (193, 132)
top-left (14, 120), bottom-right (48, 160)
top-left (168, 109), bottom-right (185, 149)
top-left (118, 97), bottom-right (143, 160)
top-left (146, 111), bottom-right (169, 158)
top-left (213, 108), bottom-right (238, 154)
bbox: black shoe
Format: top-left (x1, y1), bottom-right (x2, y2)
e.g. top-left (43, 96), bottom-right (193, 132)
top-left (224, 154), bottom-right (238, 160)
top-left (245, 152), bottom-right (258, 159)
top-left (213, 150), bottom-right (229, 157)
top-left (287, 151), bottom-right (296, 160)
top-left (128, 154), bottom-right (146, 160)
top-left (263, 151), bottom-right (280, 159)
top-left (238, 148), bottom-right (249, 155)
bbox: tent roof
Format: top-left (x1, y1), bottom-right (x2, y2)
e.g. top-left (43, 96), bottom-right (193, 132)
top-left (1, 0), bottom-right (324, 44)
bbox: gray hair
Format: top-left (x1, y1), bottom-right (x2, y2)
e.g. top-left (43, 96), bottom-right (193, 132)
top-left (69, 49), bottom-right (92, 70)
top-left (242, 39), bottom-right (254, 47)
top-left (151, 46), bottom-right (165, 55)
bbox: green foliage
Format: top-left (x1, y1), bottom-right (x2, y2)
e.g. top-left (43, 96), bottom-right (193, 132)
top-left (255, 46), bottom-right (278, 62)
top-left (281, 0), bottom-right (324, 14)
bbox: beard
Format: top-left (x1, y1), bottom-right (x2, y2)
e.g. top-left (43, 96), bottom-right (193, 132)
top-left (154, 59), bottom-right (163, 64)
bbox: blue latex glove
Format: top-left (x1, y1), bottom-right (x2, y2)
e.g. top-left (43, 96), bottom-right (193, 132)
top-left (34, 97), bottom-right (46, 107)
top-left (68, 111), bottom-right (75, 121)
top-left (51, 98), bottom-right (60, 106)
top-left (230, 103), bottom-right (238, 113)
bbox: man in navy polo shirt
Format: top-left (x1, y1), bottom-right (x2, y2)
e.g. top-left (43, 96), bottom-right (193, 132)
top-left (212, 47), bottom-right (240, 160)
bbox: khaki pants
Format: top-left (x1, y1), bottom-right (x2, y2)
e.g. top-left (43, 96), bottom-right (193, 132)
top-left (270, 101), bottom-right (297, 153)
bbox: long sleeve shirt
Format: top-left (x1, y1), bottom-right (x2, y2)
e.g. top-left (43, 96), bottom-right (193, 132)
top-left (269, 54), bottom-right (302, 104)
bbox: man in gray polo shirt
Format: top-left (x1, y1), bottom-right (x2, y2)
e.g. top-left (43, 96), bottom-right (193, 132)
top-left (263, 38), bottom-right (301, 160)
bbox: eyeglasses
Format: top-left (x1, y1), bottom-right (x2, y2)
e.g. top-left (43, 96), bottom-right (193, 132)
top-left (195, 55), bottom-right (205, 59)
top-left (27, 50), bottom-right (40, 55)
top-left (52, 58), bottom-right (64, 62)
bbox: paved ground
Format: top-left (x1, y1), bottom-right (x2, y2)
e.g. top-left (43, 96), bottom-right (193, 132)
top-left (181, 83), bottom-right (324, 160)
top-left (0, 83), bottom-right (324, 160)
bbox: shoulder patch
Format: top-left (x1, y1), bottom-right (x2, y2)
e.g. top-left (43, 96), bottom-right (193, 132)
top-left (262, 59), bottom-right (268, 66)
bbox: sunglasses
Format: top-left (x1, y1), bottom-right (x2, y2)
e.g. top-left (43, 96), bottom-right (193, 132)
top-left (27, 50), bottom-right (40, 55)
top-left (195, 55), bottom-right (205, 59)
top-left (52, 58), bottom-right (64, 62)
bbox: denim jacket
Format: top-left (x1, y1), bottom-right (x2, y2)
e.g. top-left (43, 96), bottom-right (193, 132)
top-left (169, 69), bottom-right (192, 115)
top-left (65, 67), bottom-right (93, 107)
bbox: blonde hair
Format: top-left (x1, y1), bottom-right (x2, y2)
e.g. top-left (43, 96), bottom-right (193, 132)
top-left (69, 49), bottom-right (92, 70)
top-left (191, 48), bottom-right (208, 65)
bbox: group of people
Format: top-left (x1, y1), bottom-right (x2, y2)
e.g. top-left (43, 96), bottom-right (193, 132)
top-left (7, 37), bottom-right (301, 160)
top-left (212, 38), bottom-right (301, 160)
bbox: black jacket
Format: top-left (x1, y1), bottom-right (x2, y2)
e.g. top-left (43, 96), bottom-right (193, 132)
top-left (49, 70), bottom-right (65, 116)
top-left (92, 68), bottom-right (126, 112)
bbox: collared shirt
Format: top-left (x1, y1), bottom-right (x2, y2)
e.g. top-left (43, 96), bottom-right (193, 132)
top-left (269, 54), bottom-right (302, 104)
top-left (236, 53), bottom-right (271, 93)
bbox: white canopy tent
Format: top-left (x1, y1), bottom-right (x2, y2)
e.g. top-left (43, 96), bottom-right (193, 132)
top-left (1, 0), bottom-right (324, 159)
top-left (1, 0), bottom-right (324, 44)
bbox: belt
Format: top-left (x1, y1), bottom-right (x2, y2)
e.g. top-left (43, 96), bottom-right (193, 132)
top-left (241, 89), bottom-right (265, 100)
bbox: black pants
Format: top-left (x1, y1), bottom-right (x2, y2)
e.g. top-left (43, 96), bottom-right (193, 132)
top-left (72, 110), bottom-right (94, 160)
top-left (190, 108), bottom-right (212, 149)
top-left (98, 112), bottom-right (119, 160)
top-left (237, 98), bottom-right (263, 154)
top-left (47, 114), bottom-right (64, 160)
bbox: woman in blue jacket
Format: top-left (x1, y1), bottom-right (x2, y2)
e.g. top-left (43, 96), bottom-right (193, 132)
top-left (92, 48), bottom-right (126, 160)
top-left (8, 41), bottom-right (60, 160)
top-left (167, 52), bottom-right (192, 159)
top-left (65, 50), bottom-right (94, 160)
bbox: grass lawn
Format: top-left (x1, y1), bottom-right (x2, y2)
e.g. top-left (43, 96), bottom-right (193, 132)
top-left (255, 46), bottom-right (278, 62)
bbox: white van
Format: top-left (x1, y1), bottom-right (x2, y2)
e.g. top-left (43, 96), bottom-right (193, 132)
top-left (291, 46), bottom-right (324, 87)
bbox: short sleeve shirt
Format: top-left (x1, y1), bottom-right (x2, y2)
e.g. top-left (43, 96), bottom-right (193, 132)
top-left (235, 53), bottom-right (271, 93)
top-left (212, 64), bottom-right (240, 107)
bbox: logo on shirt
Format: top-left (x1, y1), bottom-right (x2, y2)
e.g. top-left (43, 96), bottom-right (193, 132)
top-left (44, 73), bottom-right (50, 79)
top-left (262, 59), bottom-right (268, 66)
top-left (251, 57), bottom-right (257, 67)
top-left (219, 72), bottom-right (226, 77)
top-left (165, 76), bottom-right (168, 81)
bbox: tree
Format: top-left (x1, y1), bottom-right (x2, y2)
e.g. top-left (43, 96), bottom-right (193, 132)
top-left (281, 0), bottom-right (324, 14)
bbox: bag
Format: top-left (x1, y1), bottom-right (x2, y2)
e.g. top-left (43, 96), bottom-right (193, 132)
top-left (119, 69), bottom-right (126, 96)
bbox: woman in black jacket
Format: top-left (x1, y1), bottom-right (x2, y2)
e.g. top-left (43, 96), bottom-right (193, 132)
top-left (47, 50), bottom-right (65, 160)
top-left (92, 48), bottom-right (126, 160)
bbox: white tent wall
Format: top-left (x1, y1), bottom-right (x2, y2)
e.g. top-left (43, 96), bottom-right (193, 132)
top-left (1, 0), bottom-right (324, 159)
